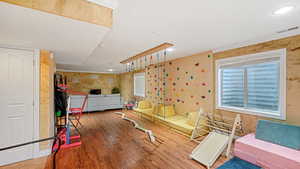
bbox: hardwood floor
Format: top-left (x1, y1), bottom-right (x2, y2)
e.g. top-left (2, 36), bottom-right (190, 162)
top-left (0, 110), bottom-right (227, 169)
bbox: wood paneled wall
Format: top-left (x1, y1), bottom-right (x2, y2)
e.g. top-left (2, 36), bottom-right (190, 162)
top-left (2, 0), bottom-right (113, 27)
top-left (120, 72), bottom-right (134, 102)
top-left (40, 50), bottom-right (55, 150)
top-left (120, 51), bottom-right (214, 115)
top-left (145, 51), bottom-right (214, 115)
top-left (57, 72), bottom-right (120, 94)
top-left (213, 35), bottom-right (300, 133)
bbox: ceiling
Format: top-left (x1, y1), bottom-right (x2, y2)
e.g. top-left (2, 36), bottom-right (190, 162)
top-left (0, 2), bottom-right (110, 65)
top-left (1, 0), bottom-right (300, 73)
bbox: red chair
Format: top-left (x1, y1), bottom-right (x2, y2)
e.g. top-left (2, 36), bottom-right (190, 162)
top-left (69, 94), bottom-right (88, 128)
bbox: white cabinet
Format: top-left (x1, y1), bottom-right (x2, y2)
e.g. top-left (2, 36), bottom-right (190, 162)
top-left (70, 94), bottom-right (123, 112)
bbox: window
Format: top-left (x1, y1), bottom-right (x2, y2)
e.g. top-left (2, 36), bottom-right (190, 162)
top-left (216, 49), bottom-right (286, 120)
top-left (134, 72), bottom-right (145, 97)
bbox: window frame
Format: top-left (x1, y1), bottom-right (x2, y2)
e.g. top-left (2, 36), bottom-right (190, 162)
top-left (215, 49), bottom-right (286, 120)
top-left (133, 72), bottom-right (146, 97)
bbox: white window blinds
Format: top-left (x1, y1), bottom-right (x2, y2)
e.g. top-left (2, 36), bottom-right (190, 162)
top-left (134, 72), bottom-right (145, 97)
top-left (220, 62), bottom-right (279, 112)
top-left (216, 49), bottom-right (286, 120)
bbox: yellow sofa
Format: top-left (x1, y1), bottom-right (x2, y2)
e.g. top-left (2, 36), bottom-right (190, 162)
top-left (154, 105), bottom-right (198, 135)
top-left (133, 102), bottom-right (206, 136)
top-left (133, 100), bottom-right (154, 116)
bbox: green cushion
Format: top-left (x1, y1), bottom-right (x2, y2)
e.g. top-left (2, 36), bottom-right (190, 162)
top-left (255, 120), bottom-right (300, 150)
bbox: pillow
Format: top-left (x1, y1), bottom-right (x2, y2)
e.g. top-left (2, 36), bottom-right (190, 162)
top-left (138, 101), bottom-right (152, 109)
top-left (255, 120), bottom-right (300, 150)
top-left (159, 105), bottom-right (176, 117)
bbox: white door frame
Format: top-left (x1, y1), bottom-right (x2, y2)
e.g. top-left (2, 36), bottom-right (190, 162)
top-left (0, 45), bottom-right (42, 159)
top-left (33, 49), bottom-right (42, 158)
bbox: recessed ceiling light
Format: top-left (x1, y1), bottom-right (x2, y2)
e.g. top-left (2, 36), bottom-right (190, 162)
top-left (273, 6), bottom-right (295, 15)
top-left (166, 47), bottom-right (175, 52)
top-left (108, 69), bottom-right (114, 72)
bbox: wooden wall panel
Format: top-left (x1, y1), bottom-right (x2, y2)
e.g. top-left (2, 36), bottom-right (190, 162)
top-left (40, 50), bottom-right (55, 150)
top-left (144, 51), bottom-right (214, 115)
top-left (120, 72), bottom-right (134, 102)
top-left (57, 72), bottom-right (120, 94)
top-left (120, 51), bottom-right (214, 115)
top-left (2, 0), bottom-right (113, 28)
top-left (213, 35), bottom-right (300, 133)
top-left (4, 0), bottom-right (33, 8)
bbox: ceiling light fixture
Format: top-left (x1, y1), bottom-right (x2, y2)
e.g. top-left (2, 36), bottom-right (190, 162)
top-left (273, 6), bottom-right (295, 15)
top-left (166, 47), bottom-right (175, 52)
top-left (108, 69), bottom-right (114, 72)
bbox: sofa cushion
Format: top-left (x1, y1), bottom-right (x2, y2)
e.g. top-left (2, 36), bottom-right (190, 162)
top-left (234, 133), bottom-right (300, 169)
top-left (158, 105), bottom-right (175, 117)
top-left (137, 101), bottom-right (152, 109)
top-left (133, 107), bottom-right (153, 115)
top-left (155, 114), bottom-right (194, 134)
top-left (256, 120), bottom-right (300, 150)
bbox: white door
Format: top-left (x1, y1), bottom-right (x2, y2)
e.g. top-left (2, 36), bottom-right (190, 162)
top-left (0, 48), bottom-right (35, 166)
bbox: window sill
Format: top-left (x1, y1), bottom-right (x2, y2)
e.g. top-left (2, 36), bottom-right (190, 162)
top-left (216, 106), bottom-right (285, 120)
top-left (134, 94), bottom-right (145, 97)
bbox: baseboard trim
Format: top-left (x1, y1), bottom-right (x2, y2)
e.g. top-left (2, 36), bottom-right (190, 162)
top-left (33, 148), bottom-right (51, 158)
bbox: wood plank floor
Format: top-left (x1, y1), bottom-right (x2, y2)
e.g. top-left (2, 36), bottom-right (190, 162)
top-left (0, 110), bottom-right (228, 169)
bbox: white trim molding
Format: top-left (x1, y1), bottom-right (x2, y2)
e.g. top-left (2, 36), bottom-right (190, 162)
top-left (215, 48), bottom-right (286, 120)
top-left (33, 49), bottom-right (41, 158)
top-left (33, 148), bottom-right (51, 159)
